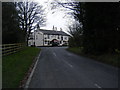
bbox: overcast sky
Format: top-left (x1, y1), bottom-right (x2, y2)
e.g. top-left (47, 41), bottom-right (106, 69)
top-left (33, 0), bottom-right (76, 33)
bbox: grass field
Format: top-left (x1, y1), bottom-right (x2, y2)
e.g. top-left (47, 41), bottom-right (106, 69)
top-left (3, 47), bottom-right (40, 88)
top-left (67, 47), bottom-right (120, 68)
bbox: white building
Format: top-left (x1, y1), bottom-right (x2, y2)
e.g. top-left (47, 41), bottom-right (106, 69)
top-left (28, 29), bottom-right (69, 46)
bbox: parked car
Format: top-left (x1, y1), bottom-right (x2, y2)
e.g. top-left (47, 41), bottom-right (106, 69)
top-left (50, 39), bottom-right (59, 46)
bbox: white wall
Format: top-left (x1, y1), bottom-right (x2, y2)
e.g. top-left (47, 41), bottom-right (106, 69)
top-left (28, 30), bottom-right (69, 46)
top-left (35, 31), bottom-right (44, 46)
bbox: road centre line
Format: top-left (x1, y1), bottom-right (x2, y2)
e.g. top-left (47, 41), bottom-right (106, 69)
top-left (52, 51), bottom-right (73, 68)
top-left (94, 83), bottom-right (102, 88)
top-left (63, 60), bottom-right (73, 68)
top-left (53, 52), bottom-right (57, 57)
top-left (67, 53), bottom-right (72, 56)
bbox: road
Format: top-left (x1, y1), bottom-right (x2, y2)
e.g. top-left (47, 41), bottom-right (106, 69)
top-left (29, 47), bottom-right (119, 88)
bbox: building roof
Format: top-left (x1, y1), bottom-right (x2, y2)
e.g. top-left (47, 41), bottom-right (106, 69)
top-left (38, 29), bottom-right (69, 36)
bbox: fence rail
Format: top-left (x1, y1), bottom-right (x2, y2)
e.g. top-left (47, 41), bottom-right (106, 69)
top-left (1, 43), bottom-right (25, 56)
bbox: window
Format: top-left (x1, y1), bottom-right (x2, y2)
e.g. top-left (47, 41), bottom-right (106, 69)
top-left (61, 36), bottom-right (63, 40)
top-left (48, 35), bottom-right (50, 39)
top-left (64, 37), bottom-right (67, 40)
top-left (44, 35), bottom-right (47, 39)
top-left (58, 35), bottom-right (59, 39)
top-left (60, 41), bottom-right (61, 44)
top-left (48, 41), bottom-right (50, 45)
top-left (45, 40), bottom-right (47, 44)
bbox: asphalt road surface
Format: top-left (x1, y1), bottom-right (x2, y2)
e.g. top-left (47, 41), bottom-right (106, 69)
top-left (29, 47), bottom-right (119, 88)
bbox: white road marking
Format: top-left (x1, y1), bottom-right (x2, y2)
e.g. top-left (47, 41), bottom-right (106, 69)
top-left (94, 83), bottom-right (102, 88)
top-left (53, 52), bottom-right (73, 68)
top-left (63, 60), bottom-right (73, 68)
top-left (25, 51), bottom-right (42, 88)
top-left (53, 52), bottom-right (57, 57)
top-left (67, 53), bottom-right (72, 56)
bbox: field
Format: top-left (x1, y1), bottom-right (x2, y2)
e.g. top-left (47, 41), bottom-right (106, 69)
top-left (67, 47), bottom-right (120, 68)
top-left (3, 47), bottom-right (40, 88)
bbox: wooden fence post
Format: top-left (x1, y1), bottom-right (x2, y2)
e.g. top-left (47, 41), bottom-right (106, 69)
top-left (2, 43), bottom-right (25, 56)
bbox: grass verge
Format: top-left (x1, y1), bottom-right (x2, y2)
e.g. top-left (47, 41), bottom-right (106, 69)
top-left (3, 47), bottom-right (41, 88)
top-left (67, 47), bottom-right (120, 68)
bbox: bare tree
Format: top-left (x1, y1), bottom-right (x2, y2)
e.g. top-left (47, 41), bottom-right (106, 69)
top-left (68, 22), bottom-right (83, 47)
top-left (16, 1), bottom-right (46, 45)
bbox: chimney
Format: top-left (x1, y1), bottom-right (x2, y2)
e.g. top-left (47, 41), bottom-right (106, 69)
top-left (53, 25), bottom-right (55, 30)
top-left (60, 28), bottom-right (62, 31)
top-left (55, 27), bottom-right (57, 31)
